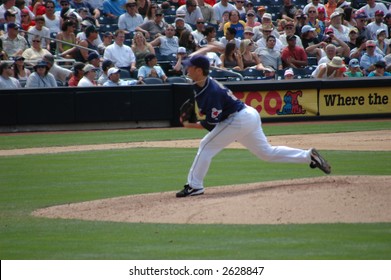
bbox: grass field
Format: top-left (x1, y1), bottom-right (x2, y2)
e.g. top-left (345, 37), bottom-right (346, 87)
top-left (1, 120), bottom-right (391, 260)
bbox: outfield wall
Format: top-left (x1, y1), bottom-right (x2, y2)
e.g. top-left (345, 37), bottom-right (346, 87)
top-left (1, 78), bottom-right (390, 131)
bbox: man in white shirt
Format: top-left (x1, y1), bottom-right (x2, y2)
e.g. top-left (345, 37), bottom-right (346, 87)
top-left (118, 0), bottom-right (143, 33)
top-left (78, 64), bottom-right (98, 86)
top-left (358, 0), bottom-right (388, 21)
top-left (103, 29), bottom-right (137, 73)
top-left (27, 16), bottom-right (51, 50)
top-left (213, 0), bottom-right (235, 24)
top-left (366, 10), bottom-right (389, 40)
top-left (176, 0), bottom-right (204, 25)
top-left (103, 67), bottom-right (138, 86)
top-left (0, 0), bottom-right (21, 24)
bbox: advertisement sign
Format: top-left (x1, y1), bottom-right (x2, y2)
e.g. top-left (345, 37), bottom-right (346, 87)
top-left (320, 88), bottom-right (391, 115)
top-left (234, 89), bottom-right (318, 118)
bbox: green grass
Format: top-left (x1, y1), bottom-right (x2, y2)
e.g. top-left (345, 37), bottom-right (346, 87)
top-left (1, 120), bottom-right (391, 259)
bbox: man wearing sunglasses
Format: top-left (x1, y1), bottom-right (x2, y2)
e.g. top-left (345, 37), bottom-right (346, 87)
top-left (176, 0), bottom-right (203, 25)
top-left (135, 8), bottom-right (168, 41)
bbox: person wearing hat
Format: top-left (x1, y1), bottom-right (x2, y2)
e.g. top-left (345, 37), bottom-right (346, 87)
top-left (137, 53), bottom-right (167, 83)
top-left (280, 21), bottom-right (303, 48)
top-left (366, 10), bottom-right (389, 41)
top-left (300, 24), bottom-right (323, 59)
top-left (212, 0), bottom-right (235, 25)
top-left (174, 17), bottom-right (192, 38)
top-left (0, 61), bottom-right (21, 88)
top-left (135, 8), bottom-right (169, 41)
top-left (12, 55), bottom-right (31, 81)
top-left (26, 60), bottom-right (58, 88)
top-left (43, 53), bottom-right (73, 83)
top-left (245, 9), bottom-right (260, 28)
top-left (374, 28), bottom-right (389, 55)
top-left (97, 59), bottom-right (114, 85)
top-left (344, 58), bottom-right (364, 77)
top-left (87, 51), bottom-right (102, 78)
top-left (0, 9), bottom-right (17, 32)
top-left (281, 34), bottom-right (308, 68)
top-left (68, 62), bottom-right (85, 86)
top-left (356, 0), bottom-right (388, 21)
top-left (0, 22), bottom-right (28, 57)
top-left (102, 0), bottom-right (127, 19)
top-left (97, 31), bottom-right (113, 55)
top-left (176, 54), bottom-right (331, 197)
top-left (367, 60), bottom-right (391, 77)
top-left (118, 0), bottom-right (143, 33)
top-left (360, 40), bottom-right (385, 75)
top-left (19, 8), bottom-right (35, 32)
top-left (324, 0), bottom-right (337, 21)
top-left (103, 67), bottom-right (138, 86)
top-left (0, 1), bottom-right (22, 25)
top-left (346, 27), bottom-right (359, 50)
top-left (311, 56), bottom-right (346, 78)
top-left (255, 24), bottom-right (284, 52)
top-left (284, 68), bottom-right (294, 79)
top-left (329, 11), bottom-right (350, 42)
top-left (22, 34), bottom-right (51, 60)
top-left (77, 64), bottom-right (98, 86)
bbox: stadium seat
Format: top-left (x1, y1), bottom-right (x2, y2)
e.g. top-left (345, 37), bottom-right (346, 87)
top-left (166, 76), bottom-right (189, 84)
top-left (143, 77), bottom-right (164, 84)
top-left (209, 69), bottom-right (243, 81)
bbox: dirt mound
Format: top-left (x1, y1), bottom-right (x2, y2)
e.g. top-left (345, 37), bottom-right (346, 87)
top-left (32, 176), bottom-right (391, 225)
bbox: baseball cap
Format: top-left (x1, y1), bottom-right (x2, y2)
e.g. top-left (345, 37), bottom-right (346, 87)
top-left (261, 24), bottom-right (273, 31)
top-left (375, 10), bottom-right (384, 16)
top-left (246, 1), bottom-right (254, 7)
top-left (33, 60), bottom-right (49, 70)
top-left (385, 13), bottom-right (391, 19)
top-left (83, 64), bottom-right (97, 73)
top-left (103, 31), bottom-right (113, 37)
top-left (21, 8), bottom-right (29, 14)
top-left (183, 55), bottom-right (210, 71)
top-left (107, 67), bottom-right (121, 77)
top-left (284, 68), bottom-right (294, 76)
top-left (301, 25), bottom-right (316, 33)
top-left (349, 27), bottom-right (358, 34)
top-left (376, 28), bottom-right (386, 36)
top-left (102, 59), bottom-right (113, 71)
top-left (374, 60), bottom-right (386, 68)
top-left (7, 22), bottom-right (19, 29)
top-left (330, 12), bottom-right (341, 19)
top-left (257, 6), bottom-right (266, 11)
top-left (247, 10), bottom-right (255, 16)
top-left (348, 58), bottom-right (360, 68)
top-left (262, 13), bottom-right (272, 20)
top-left (366, 40), bottom-right (376, 47)
top-left (13, 56), bottom-right (25, 61)
top-left (317, 7), bottom-right (325, 13)
top-left (177, 47), bottom-right (186, 54)
top-left (355, 11), bottom-right (367, 19)
top-left (87, 52), bottom-right (99, 61)
top-left (325, 27), bottom-right (334, 34)
top-left (175, 17), bottom-right (185, 23)
top-left (244, 26), bottom-right (254, 34)
top-left (286, 35), bottom-right (296, 41)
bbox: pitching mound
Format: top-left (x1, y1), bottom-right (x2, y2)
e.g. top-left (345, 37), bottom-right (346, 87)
top-left (32, 176), bottom-right (391, 225)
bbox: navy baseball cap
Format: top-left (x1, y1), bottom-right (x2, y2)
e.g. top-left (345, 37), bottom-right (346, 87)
top-left (183, 55), bottom-right (210, 70)
top-left (87, 52), bottom-right (99, 61)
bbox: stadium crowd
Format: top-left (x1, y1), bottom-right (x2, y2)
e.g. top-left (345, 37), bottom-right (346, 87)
top-left (1, 0), bottom-right (391, 88)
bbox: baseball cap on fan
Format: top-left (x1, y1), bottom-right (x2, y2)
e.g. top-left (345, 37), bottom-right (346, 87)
top-left (183, 55), bottom-right (210, 71)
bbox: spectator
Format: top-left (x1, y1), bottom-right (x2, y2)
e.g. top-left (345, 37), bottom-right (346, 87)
top-left (324, 0), bottom-right (337, 21)
top-left (143, 2), bottom-right (157, 23)
top-left (27, 15), bottom-right (51, 50)
top-left (255, 35), bottom-right (283, 71)
top-left (218, 10), bottom-right (229, 32)
top-left (191, 18), bottom-right (205, 44)
top-left (360, 40), bottom-right (384, 74)
top-left (367, 60), bottom-right (391, 76)
top-left (98, 31), bottom-right (113, 55)
top-left (104, 29), bottom-right (137, 74)
top-left (26, 60), bottom-right (58, 87)
top-left (131, 31), bottom-right (154, 68)
top-left (199, 25), bottom-right (217, 46)
top-left (301, 24), bottom-right (323, 58)
top-left (56, 19), bottom-right (76, 57)
top-left (30, 0), bottom-right (46, 17)
top-left (137, 53), bottom-right (167, 83)
top-left (357, 0), bottom-right (388, 21)
top-left (150, 24), bottom-right (179, 58)
top-left (170, 46), bottom-right (187, 76)
top-left (329, 11), bottom-right (350, 42)
top-left (173, 17), bottom-right (189, 39)
top-left (0, 22), bottom-right (28, 57)
top-left (306, 5), bottom-right (325, 41)
top-left (311, 56), bottom-right (345, 78)
top-left (255, 6), bottom-right (266, 22)
top-left (12, 55), bottom-right (31, 81)
top-left (223, 9), bottom-right (245, 38)
top-left (0, 0), bottom-right (22, 25)
top-left (303, 0), bottom-right (327, 19)
top-left (87, 51), bottom-right (102, 79)
top-left (71, 25), bottom-right (99, 62)
top-left (103, 67), bottom-right (138, 86)
top-left (198, 0), bottom-right (216, 24)
top-left (375, 29), bottom-right (390, 55)
top-left (346, 27), bottom-right (359, 50)
top-left (213, 0), bottom-right (235, 25)
top-left (293, 10), bottom-right (307, 37)
top-left (70, 0), bottom-right (100, 22)
top-left (281, 35), bottom-right (308, 68)
top-left (343, 58), bottom-right (364, 77)
top-left (256, 24), bottom-right (284, 52)
top-left (220, 41), bottom-right (243, 71)
top-left (280, 21), bottom-right (303, 48)
top-left (384, 13), bottom-right (391, 37)
top-left (245, 9), bottom-right (260, 28)
top-left (102, 0), bottom-right (126, 19)
top-left (77, 64), bottom-right (97, 86)
top-left (317, 6), bottom-right (326, 22)
top-left (284, 68), bottom-right (294, 79)
top-left (233, 0), bottom-right (246, 16)
top-left (219, 26), bottom-right (240, 48)
top-left (20, 8), bottom-right (35, 31)
top-left (22, 35), bottom-right (51, 60)
top-left (176, 0), bottom-right (203, 25)
top-left (280, 0), bottom-right (298, 22)
top-left (43, 53), bottom-right (73, 83)
top-left (136, 0), bottom-right (150, 18)
top-left (97, 59), bottom-right (114, 85)
top-left (135, 8), bottom-right (168, 41)
top-left (318, 30), bottom-right (350, 61)
top-left (260, 13), bottom-right (279, 38)
top-left (366, 10), bottom-right (388, 40)
top-left (118, 0), bottom-right (143, 33)
top-left (0, 61), bottom-right (21, 88)
top-left (355, 11), bottom-right (369, 38)
top-left (43, 1), bottom-right (61, 33)
top-left (68, 61), bottom-right (85, 86)
top-left (0, 9), bottom-right (17, 32)
top-left (240, 38), bottom-right (269, 71)
top-left (179, 29), bottom-right (197, 54)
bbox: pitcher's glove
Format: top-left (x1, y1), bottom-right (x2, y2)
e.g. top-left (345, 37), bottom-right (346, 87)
top-left (179, 99), bottom-right (197, 123)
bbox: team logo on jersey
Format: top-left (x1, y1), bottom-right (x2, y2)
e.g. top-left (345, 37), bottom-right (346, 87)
top-left (211, 108), bottom-right (222, 119)
top-left (277, 90), bottom-right (306, 115)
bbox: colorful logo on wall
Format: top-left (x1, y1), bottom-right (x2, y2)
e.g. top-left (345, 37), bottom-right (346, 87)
top-left (277, 90), bottom-right (306, 115)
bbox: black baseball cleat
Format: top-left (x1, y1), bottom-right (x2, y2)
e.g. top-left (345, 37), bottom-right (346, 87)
top-left (176, 184), bottom-right (204, 197)
top-left (310, 148), bottom-right (331, 174)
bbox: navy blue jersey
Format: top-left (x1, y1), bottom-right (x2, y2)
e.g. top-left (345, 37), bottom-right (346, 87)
top-left (194, 77), bottom-right (244, 130)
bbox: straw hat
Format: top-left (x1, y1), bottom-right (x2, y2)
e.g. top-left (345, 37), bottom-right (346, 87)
top-left (328, 57), bottom-right (344, 68)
